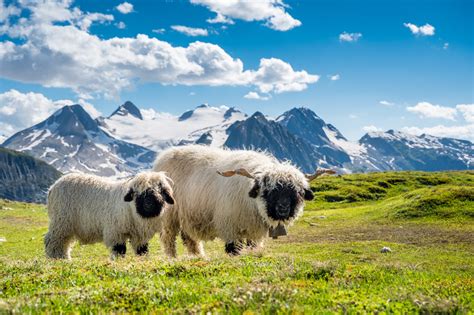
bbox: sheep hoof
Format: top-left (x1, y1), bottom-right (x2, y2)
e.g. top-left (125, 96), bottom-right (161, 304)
top-left (136, 243), bottom-right (149, 256)
top-left (112, 243), bottom-right (127, 257)
top-left (225, 242), bottom-right (241, 256)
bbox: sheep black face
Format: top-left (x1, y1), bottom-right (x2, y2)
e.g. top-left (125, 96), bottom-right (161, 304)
top-left (217, 168), bottom-right (315, 223)
top-left (124, 187), bottom-right (175, 219)
top-left (249, 177), bottom-right (313, 221)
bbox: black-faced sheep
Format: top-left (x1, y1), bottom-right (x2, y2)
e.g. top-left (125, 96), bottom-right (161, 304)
top-left (44, 172), bottom-right (175, 259)
top-left (153, 145), bottom-right (331, 257)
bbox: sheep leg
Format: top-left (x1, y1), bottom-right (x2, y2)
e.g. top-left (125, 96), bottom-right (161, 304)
top-left (132, 242), bottom-right (149, 256)
top-left (225, 240), bottom-right (244, 256)
top-left (111, 243), bottom-right (127, 259)
top-left (246, 239), bottom-right (257, 248)
top-left (44, 230), bottom-right (74, 259)
top-left (180, 231), bottom-right (204, 257)
top-left (160, 225), bottom-right (179, 258)
top-left (160, 210), bottom-right (180, 258)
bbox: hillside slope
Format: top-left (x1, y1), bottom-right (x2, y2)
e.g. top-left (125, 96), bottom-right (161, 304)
top-left (0, 171), bottom-right (472, 313)
top-left (0, 148), bottom-right (61, 203)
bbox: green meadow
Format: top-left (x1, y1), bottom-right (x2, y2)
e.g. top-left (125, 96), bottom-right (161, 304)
top-left (1, 171), bottom-right (473, 313)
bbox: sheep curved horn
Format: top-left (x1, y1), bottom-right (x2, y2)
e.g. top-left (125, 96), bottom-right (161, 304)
top-left (305, 169), bottom-right (336, 181)
top-left (217, 168), bottom-right (255, 179)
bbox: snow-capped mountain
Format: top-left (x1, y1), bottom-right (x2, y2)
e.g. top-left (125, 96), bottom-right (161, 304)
top-left (224, 112), bottom-right (332, 173)
top-left (276, 108), bottom-right (353, 170)
top-left (359, 130), bottom-right (474, 171)
top-left (101, 102), bottom-right (247, 151)
top-left (2, 101), bottom-right (472, 178)
top-left (3, 105), bottom-right (155, 177)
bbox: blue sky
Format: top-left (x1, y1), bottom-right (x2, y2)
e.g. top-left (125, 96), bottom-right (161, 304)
top-left (0, 0), bottom-right (473, 141)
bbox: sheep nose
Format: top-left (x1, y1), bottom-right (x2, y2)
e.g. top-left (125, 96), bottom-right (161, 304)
top-left (276, 203), bottom-right (290, 216)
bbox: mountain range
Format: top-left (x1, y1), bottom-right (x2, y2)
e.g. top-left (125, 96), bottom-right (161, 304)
top-left (0, 147), bottom-right (61, 203)
top-left (1, 101), bottom-right (473, 179)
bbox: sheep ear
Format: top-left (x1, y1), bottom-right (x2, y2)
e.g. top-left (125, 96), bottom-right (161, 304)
top-left (303, 188), bottom-right (314, 201)
top-left (124, 188), bottom-right (135, 202)
top-left (162, 189), bottom-right (175, 205)
top-left (248, 180), bottom-right (260, 198)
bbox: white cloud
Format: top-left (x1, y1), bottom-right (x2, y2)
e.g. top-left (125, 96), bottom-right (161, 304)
top-left (0, 0), bottom-right (21, 22)
top-left (328, 74), bottom-right (340, 81)
top-left (152, 28), bottom-right (166, 34)
top-left (362, 125), bottom-right (383, 133)
top-left (348, 114), bottom-right (358, 119)
top-left (406, 102), bottom-right (457, 120)
top-left (403, 22), bottom-right (435, 36)
top-left (402, 124), bottom-right (474, 141)
top-left (379, 100), bottom-right (394, 106)
top-left (244, 91), bottom-right (270, 101)
top-left (191, 0), bottom-right (301, 31)
top-left (339, 32), bottom-right (362, 42)
top-left (443, 42), bottom-right (449, 50)
top-left (171, 25), bottom-right (208, 37)
top-left (252, 58), bottom-right (319, 94)
top-left (456, 104), bottom-right (474, 123)
top-left (116, 21), bottom-right (126, 29)
top-left (206, 13), bottom-right (234, 25)
top-left (0, 1), bottom-right (318, 99)
top-left (0, 89), bottom-right (101, 137)
top-left (116, 2), bottom-right (133, 14)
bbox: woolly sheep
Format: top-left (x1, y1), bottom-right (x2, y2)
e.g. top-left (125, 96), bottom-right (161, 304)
top-left (44, 172), bottom-right (175, 259)
top-left (153, 145), bottom-right (331, 257)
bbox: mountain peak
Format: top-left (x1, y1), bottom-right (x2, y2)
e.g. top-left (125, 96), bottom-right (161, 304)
top-left (251, 111), bottom-right (266, 119)
top-left (110, 101), bottom-right (143, 120)
top-left (48, 104), bottom-right (100, 134)
top-left (224, 107), bottom-right (244, 120)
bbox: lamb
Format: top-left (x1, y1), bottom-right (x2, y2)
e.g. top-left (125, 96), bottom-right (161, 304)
top-left (153, 145), bottom-right (333, 257)
top-left (44, 172), bottom-right (175, 259)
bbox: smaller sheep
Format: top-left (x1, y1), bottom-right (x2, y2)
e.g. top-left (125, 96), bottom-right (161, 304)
top-left (44, 172), bottom-right (175, 259)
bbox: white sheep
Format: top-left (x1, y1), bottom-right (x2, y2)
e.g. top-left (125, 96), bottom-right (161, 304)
top-left (153, 145), bottom-right (331, 257)
top-left (44, 172), bottom-right (175, 259)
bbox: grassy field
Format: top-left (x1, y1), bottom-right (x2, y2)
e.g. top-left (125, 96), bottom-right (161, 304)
top-left (1, 171), bottom-right (473, 313)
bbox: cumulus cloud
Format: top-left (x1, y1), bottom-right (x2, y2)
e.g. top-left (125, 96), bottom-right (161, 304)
top-left (0, 1), bottom-right (318, 99)
top-left (244, 91), bottom-right (270, 101)
top-left (362, 125), bottom-right (383, 133)
top-left (252, 58), bottom-right (319, 94)
top-left (402, 125), bottom-right (474, 141)
top-left (403, 103), bottom-right (474, 141)
top-left (456, 104), bottom-right (474, 123)
top-left (0, 0), bottom-right (20, 22)
top-left (116, 2), bottom-right (133, 14)
top-left (339, 32), bottom-right (362, 42)
top-left (406, 102), bottom-right (457, 120)
top-left (190, 0), bottom-right (301, 31)
top-left (328, 74), bottom-right (340, 81)
top-left (0, 89), bottom-right (101, 137)
top-left (403, 22), bottom-right (435, 36)
top-left (171, 25), bottom-right (208, 37)
top-left (116, 21), bottom-right (126, 29)
top-left (379, 100), bottom-right (394, 106)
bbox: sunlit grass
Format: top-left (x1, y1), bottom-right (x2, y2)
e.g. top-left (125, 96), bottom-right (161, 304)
top-left (1, 171), bottom-right (473, 313)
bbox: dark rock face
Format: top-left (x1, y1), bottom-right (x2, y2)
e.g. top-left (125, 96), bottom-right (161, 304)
top-left (276, 107), bottom-right (351, 165)
top-left (3, 105), bottom-right (155, 177)
top-left (195, 132), bottom-right (213, 145)
top-left (224, 112), bottom-right (330, 173)
top-left (110, 101), bottom-right (143, 120)
top-left (0, 148), bottom-right (61, 203)
top-left (359, 130), bottom-right (474, 171)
